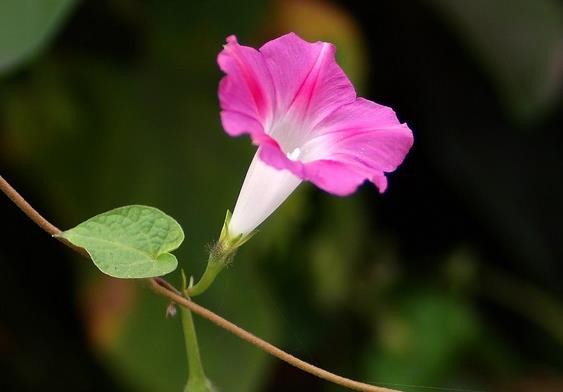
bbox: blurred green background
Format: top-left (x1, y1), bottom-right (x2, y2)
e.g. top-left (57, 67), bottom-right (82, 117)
top-left (1, 1), bottom-right (562, 391)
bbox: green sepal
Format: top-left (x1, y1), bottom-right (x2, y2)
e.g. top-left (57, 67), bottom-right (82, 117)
top-left (216, 210), bottom-right (256, 263)
top-left (186, 210), bottom-right (256, 297)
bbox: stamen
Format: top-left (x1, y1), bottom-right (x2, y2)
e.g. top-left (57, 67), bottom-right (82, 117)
top-left (286, 147), bottom-right (301, 161)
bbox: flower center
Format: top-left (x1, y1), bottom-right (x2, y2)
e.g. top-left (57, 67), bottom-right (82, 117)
top-left (286, 147), bottom-right (301, 161)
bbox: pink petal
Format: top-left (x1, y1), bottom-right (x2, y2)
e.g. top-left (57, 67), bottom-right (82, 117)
top-left (301, 159), bottom-right (368, 196)
top-left (218, 34), bottom-right (413, 196)
top-left (312, 97), bottom-right (406, 135)
top-left (258, 142), bottom-right (365, 196)
top-left (218, 35), bottom-right (275, 137)
top-left (219, 110), bottom-right (264, 138)
top-left (259, 98), bottom-right (413, 194)
top-left (312, 98), bottom-right (413, 171)
top-left (218, 33), bottom-right (357, 146)
top-left (260, 33), bottom-right (356, 133)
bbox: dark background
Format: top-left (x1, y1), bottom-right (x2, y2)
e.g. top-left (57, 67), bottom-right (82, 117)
top-left (1, 1), bottom-right (562, 391)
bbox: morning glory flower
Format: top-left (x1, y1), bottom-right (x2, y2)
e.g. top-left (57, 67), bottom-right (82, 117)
top-left (218, 33), bottom-right (413, 238)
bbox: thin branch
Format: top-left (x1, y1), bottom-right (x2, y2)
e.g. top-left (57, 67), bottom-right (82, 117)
top-left (0, 175), bottom-right (60, 236)
top-left (0, 175), bottom-right (90, 257)
top-left (0, 174), bottom-right (399, 392)
top-left (148, 279), bottom-right (396, 392)
top-left (154, 276), bottom-right (182, 295)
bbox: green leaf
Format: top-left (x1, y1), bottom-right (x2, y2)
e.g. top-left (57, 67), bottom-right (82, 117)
top-left (58, 205), bottom-right (184, 279)
top-left (428, 0), bottom-right (563, 122)
top-left (0, 0), bottom-right (78, 75)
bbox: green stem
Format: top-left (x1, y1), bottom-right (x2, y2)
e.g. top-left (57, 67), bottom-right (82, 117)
top-left (187, 260), bottom-right (225, 297)
top-left (181, 305), bottom-right (213, 392)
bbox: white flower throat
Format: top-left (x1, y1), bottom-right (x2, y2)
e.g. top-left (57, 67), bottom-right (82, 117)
top-left (228, 151), bottom-right (302, 236)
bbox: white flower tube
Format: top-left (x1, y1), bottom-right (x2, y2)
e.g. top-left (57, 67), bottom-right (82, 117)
top-left (228, 150), bottom-right (302, 237)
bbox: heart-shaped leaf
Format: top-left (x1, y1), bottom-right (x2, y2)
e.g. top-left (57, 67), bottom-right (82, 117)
top-left (0, 0), bottom-right (78, 74)
top-left (58, 205), bottom-right (184, 278)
